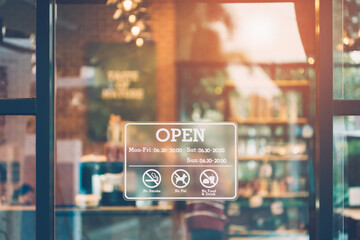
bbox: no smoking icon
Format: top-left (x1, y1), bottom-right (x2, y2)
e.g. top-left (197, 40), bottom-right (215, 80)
top-left (142, 169), bottom-right (161, 189)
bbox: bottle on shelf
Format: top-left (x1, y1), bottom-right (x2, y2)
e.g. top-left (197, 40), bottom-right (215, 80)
top-left (104, 114), bottom-right (124, 162)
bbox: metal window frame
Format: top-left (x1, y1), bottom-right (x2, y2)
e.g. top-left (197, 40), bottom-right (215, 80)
top-left (314, 0), bottom-right (333, 239)
top-left (35, 0), bottom-right (55, 240)
top-left (0, 99), bottom-right (36, 115)
top-left (315, 0), bottom-right (360, 239)
top-left (334, 100), bottom-right (360, 116)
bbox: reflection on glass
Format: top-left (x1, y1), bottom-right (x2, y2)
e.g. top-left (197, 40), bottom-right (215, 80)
top-left (334, 116), bottom-right (360, 240)
top-left (55, 1), bottom-right (315, 239)
top-left (333, 0), bottom-right (360, 99)
top-left (0, 0), bottom-right (36, 99)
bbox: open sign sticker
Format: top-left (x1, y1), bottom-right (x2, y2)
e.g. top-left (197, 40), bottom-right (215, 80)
top-left (124, 122), bottom-right (237, 200)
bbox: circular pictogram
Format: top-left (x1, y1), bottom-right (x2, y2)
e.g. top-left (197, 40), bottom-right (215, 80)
top-left (171, 169), bottom-right (190, 188)
top-left (199, 169), bottom-right (219, 188)
top-left (142, 169), bottom-right (161, 189)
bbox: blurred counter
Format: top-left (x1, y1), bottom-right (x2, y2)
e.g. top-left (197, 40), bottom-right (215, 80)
top-left (0, 205), bottom-right (173, 240)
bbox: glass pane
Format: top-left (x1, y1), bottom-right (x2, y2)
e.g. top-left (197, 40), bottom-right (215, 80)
top-left (0, 0), bottom-right (36, 99)
top-left (55, 1), bottom-right (315, 239)
top-left (333, 116), bottom-right (360, 240)
top-left (0, 115), bottom-right (36, 240)
top-left (333, 0), bottom-right (343, 99)
top-left (333, 0), bottom-right (360, 99)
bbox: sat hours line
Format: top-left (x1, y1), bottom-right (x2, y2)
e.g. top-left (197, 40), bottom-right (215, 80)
top-left (128, 146), bottom-right (226, 153)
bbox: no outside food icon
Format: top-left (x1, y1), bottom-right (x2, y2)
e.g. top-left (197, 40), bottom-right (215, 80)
top-left (200, 169), bottom-right (219, 188)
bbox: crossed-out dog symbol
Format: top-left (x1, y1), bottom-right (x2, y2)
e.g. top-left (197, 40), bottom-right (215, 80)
top-left (171, 169), bottom-right (190, 188)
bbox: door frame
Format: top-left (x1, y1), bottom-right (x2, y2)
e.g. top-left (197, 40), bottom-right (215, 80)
top-left (35, 0), bottom-right (55, 239)
top-left (0, 0), bottom-right (338, 239)
top-left (0, 0), bottom-right (55, 240)
top-left (314, 0), bottom-right (333, 239)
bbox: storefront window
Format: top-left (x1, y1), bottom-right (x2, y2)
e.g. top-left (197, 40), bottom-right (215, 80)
top-left (0, 116), bottom-right (35, 240)
top-left (55, 1), bottom-right (315, 239)
top-left (333, 0), bottom-right (360, 99)
top-left (333, 0), bottom-right (360, 239)
top-left (0, 1), bottom-right (37, 239)
top-left (0, 0), bottom-right (36, 99)
top-left (333, 116), bottom-right (360, 240)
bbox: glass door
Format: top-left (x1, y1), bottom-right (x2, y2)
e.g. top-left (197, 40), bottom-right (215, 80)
top-left (0, 0), bottom-right (55, 240)
top-left (54, 1), bottom-right (317, 239)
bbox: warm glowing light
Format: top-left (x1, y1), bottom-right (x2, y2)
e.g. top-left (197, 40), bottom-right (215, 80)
top-left (136, 38), bottom-right (144, 47)
top-left (344, 37), bottom-right (350, 45)
top-left (128, 14), bottom-right (136, 23)
top-left (214, 87), bottom-right (223, 95)
top-left (137, 20), bottom-right (145, 30)
top-left (123, 0), bottom-right (133, 11)
top-left (106, 0), bottom-right (117, 6)
top-left (31, 65), bottom-right (36, 75)
top-left (242, 13), bottom-right (279, 49)
top-left (315, 0), bottom-right (319, 11)
top-left (227, 65), bottom-right (280, 98)
top-left (117, 22), bottom-right (124, 31)
top-left (221, 3), bottom-right (307, 63)
top-left (350, 51), bottom-right (360, 63)
top-left (124, 33), bottom-right (132, 42)
top-left (31, 54), bottom-right (36, 64)
top-left (131, 26), bottom-right (140, 36)
top-left (335, 43), bottom-right (343, 51)
top-left (307, 57), bottom-right (315, 65)
top-left (113, 9), bottom-right (122, 20)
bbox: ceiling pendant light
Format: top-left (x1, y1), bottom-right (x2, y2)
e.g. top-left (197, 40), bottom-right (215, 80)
top-left (107, 0), bottom-right (152, 47)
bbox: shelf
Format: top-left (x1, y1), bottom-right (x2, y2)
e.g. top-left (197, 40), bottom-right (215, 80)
top-left (229, 236), bottom-right (307, 240)
top-left (0, 206), bottom-right (35, 211)
top-left (238, 155), bottom-right (308, 161)
top-left (56, 205), bottom-right (173, 213)
top-left (273, 80), bottom-right (310, 87)
top-left (228, 230), bottom-right (308, 240)
top-left (238, 192), bottom-right (309, 199)
top-left (340, 208), bottom-right (360, 221)
top-left (230, 117), bottom-right (308, 125)
top-left (227, 226), bottom-right (308, 239)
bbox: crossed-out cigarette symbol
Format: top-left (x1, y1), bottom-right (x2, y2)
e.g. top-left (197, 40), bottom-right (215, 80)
top-left (142, 169), bottom-right (161, 188)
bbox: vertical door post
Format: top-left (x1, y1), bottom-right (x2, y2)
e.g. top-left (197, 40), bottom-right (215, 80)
top-left (36, 0), bottom-right (55, 239)
top-left (314, 0), bottom-right (333, 239)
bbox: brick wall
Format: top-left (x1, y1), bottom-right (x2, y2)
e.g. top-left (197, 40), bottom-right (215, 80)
top-left (150, 0), bottom-right (177, 121)
top-left (56, 0), bottom-right (177, 155)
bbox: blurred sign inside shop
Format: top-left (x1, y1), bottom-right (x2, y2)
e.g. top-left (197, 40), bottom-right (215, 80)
top-left (86, 43), bottom-right (156, 142)
top-left (124, 122), bottom-right (237, 200)
top-left (102, 70), bottom-right (144, 100)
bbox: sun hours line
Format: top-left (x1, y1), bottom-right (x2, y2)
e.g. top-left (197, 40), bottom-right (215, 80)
top-left (187, 158), bottom-right (227, 164)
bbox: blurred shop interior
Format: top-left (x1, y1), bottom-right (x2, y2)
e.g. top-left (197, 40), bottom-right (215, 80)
top-left (0, 0), bottom-right (359, 239)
